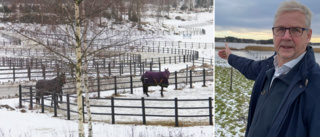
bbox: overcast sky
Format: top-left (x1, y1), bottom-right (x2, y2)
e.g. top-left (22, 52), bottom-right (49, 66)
top-left (215, 0), bottom-right (320, 43)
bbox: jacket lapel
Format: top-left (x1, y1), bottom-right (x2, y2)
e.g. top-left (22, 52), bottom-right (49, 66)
top-left (268, 46), bottom-right (314, 136)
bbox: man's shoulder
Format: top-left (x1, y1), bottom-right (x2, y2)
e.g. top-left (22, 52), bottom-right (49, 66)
top-left (304, 63), bottom-right (320, 93)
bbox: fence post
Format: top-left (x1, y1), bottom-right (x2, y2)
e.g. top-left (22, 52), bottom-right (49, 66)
top-left (108, 62), bottom-right (111, 76)
top-left (13, 65), bottom-right (15, 82)
top-left (53, 93), bottom-right (58, 117)
top-left (130, 61), bottom-right (132, 75)
top-left (175, 71), bottom-right (177, 90)
top-left (41, 93), bottom-right (44, 113)
top-left (142, 62), bottom-right (144, 75)
top-left (190, 70), bottom-right (193, 88)
top-left (192, 55), bottom-right (194, 66)
top-left (186, 65), bottom-right (188, 85)
top-left (149, 62), bottom-right (152, 71)
top-left (174, 56), bottom-right (176, 64)
top-left (121, 61), bottom-right (124, 75)
top-left (119, 62), bottom-right (121, 76)
top-left (111, 97), bottom-right (115, 124)
top-left (114, 76), bottom-right (117, 95)
top-left (130, 75), bottom-right (133, 94)
top-left (134, 62), bottom-right (136, 75)
top-left (27, 65), bottom-right (31, 80)
top-left (29, 86), bottom-right (33, 109)
top-left (82, 96), bottom-right (85, 123)
top-left (203, 69), bottom-right (206, 86)
top-left (230, 67), bottom-right (233, 91)
top-left (209, 97), bottom-right (213, 125)
top-left (140, 62), bottom-right (142, 75)
top-left (97, 63), bottom-right (101, 98)
top-left (174, 98), bottom-right (179, 127)
top-left (19, 85), bottom-right (22, 108)
top-left (141, 97), bottom-right (146, 125)
top-left (202, 58), bottom-right (204, 66)
top-left (187, 54), bottom-right (189, 62)
top-left (67, 94), bottom-right (70, 120)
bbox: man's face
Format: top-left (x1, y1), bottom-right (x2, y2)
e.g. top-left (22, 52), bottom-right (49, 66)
top-left (273, 11), bottom-right (312, 65)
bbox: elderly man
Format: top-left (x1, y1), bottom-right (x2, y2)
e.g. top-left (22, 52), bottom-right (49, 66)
top-left (218, 1), bottom-right (320, 137)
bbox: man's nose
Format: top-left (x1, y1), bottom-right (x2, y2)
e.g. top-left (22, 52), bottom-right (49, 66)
top-left (282, 29), bottom-right (292, 40)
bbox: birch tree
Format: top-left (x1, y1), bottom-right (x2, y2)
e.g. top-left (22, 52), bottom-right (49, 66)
top-left (81, 1), bottom-right (93, 136)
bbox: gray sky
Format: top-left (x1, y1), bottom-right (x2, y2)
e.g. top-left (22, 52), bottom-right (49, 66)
top-left (215, 0), bottom-right (320, 42)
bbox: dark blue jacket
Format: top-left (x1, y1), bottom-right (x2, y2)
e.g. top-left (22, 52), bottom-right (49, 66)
top-left (228, 46), bottom-right (320, 137)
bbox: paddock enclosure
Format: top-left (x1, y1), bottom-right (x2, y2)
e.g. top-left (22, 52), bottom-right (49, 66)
top-left (18, 54), bottom-right (213, 126)
top-left (0, 29), bottom-right (213, 127)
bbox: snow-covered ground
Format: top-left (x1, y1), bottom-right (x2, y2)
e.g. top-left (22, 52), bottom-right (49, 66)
top-left (0, 81), bottom-right (213, 137)
top-left (0, 7), bottom-right (214, 137)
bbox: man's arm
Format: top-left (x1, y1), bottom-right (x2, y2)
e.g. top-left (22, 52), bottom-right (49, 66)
top-left (218, 42), bottom-right (269, 80)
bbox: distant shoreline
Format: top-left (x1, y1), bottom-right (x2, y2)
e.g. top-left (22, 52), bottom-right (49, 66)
top-left (215, 45), bottom-right (320, 53)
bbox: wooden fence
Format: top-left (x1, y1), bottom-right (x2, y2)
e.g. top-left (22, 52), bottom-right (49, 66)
top-left (0, 55), bottom-right (212, 82)
top-left (19, 66), bottom-right (213, 97)
top-left (19, 68), bottom-right (214, 126)
top-left (0, 46), bottom-right (199, 68)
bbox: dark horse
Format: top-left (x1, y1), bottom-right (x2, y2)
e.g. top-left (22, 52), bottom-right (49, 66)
top-left (140, 69), bottom-right (170, 97)
top-left (35, 73), bottom-right (66, 107)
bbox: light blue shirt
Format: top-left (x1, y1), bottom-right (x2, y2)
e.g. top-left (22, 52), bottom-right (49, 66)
top-left (271, 52), bottom-right (306, 86)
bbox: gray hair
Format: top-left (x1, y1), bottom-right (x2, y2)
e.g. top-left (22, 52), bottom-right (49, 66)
top-left (273, 0), bottom-right (312, 29)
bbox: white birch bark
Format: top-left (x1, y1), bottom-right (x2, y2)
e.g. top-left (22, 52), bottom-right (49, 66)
top-left (74, 0), bottom-right (84, 136)
top-left (82, 1), bottom-right (93, 136)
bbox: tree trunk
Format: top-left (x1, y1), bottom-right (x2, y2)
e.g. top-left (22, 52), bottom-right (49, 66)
top-left (82, 1), bottom-right (93, 137)
top-left (74, 0), bottom-right (84, 136)
top-left (137, 0), bottom-right (142, 29)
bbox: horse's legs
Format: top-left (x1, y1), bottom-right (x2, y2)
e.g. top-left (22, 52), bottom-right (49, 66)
top-left (145, 86), bottom-right (149, 97)
top-left (56, 94), bottom-right (60, 108)
top-left (35, 91), bottom-right (41, 104)
top-left (142, 82), bottom-right (149, 97)
top-left (51, 95), bottom-right (54, 106)
top-left (51, 93), bottom-right (60, 108)
top-left (59, 89), bottom-right (63, 102)
top-left (36, 96), bottom-right (40, 104)
top-left (161, 86), bottom-right (164, 97)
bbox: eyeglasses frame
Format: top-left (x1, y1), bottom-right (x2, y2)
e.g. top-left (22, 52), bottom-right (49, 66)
top-left (272, 27), bottom-right (309, 37)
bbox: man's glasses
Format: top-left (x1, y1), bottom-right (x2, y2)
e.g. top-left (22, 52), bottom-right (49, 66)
top-left (272, 27), bottom-right (308, 37)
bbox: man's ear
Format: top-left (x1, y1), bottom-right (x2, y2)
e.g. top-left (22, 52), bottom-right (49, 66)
top-left (306, 29), bottom-right (312, 44)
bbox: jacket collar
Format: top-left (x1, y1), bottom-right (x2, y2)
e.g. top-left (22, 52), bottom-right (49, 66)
top-left (271, 46), bottom-right (316, 85)
top-left (299, 46), bottom-right (316, 86)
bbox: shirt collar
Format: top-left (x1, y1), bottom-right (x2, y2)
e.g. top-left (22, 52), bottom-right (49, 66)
top-left (273, 52), bottom-right (306, 77)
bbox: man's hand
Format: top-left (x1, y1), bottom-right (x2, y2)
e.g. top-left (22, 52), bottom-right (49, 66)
top-left (218, 42), bottom-right (231, 60)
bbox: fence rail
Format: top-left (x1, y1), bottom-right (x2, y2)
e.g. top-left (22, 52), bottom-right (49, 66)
top-left (19, 85), bottom-right (213, 126)
top-left (19, 67), bottom-right (213, 97)
top-left (0, 55), bottom-right (213, 82)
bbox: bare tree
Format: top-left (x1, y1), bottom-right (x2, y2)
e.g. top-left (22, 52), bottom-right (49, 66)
top-left (81, 1), bottom-right (93, 136)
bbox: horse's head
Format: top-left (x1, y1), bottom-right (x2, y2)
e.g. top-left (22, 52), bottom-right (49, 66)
top-left (164, 68), bottom-right (170, 77)
top-left (60, 72), bottom-right (66, 85)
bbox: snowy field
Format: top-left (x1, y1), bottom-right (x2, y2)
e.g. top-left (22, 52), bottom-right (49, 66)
top-left (0, 7), bottom-right (214, 137)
